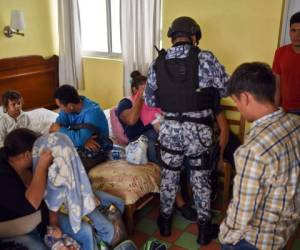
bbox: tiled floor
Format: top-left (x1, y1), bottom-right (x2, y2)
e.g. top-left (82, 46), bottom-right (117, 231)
top-left (128, 196), bottom-right (300, 250)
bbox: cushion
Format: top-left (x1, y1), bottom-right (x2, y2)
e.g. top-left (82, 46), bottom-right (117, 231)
top-left (110, 108), bottom-right (129, 145)
top-left (103, 108), bottom-right (114, 138)
top-left (88, 160), bottom-right (161, 205)
top-left (25, 108), bottom-right (58, 134)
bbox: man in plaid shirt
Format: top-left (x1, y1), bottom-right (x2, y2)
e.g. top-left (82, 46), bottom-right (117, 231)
top-left (219, 62), bottom-right (300, 250)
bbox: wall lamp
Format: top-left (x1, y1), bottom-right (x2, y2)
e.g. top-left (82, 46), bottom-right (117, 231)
top-left (3, 10), bottom-right (25, 38)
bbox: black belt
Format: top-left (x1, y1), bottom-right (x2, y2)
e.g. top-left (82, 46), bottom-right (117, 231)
top-left (159, 144), bottom-right (211, 170)
top-left (164, 115), bottom-right (213, 127)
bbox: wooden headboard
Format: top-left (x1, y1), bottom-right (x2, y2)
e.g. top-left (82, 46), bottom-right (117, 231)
top-left (0, 55), bottom-right (58, 110)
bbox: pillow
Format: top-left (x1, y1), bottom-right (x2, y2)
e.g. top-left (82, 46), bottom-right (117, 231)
top-left (103, 109), bottom-right (113, 138)
top-left (25, 108), bottom-right (58, 134)
top-left (110, 107), bottom-right (129, 145)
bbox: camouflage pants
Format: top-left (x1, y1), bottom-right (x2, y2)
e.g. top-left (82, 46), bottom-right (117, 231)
top-left (159, 119), bottom-right (213, 221)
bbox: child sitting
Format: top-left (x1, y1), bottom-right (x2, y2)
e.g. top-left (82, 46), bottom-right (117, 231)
top-left (0, 90), bottom-right (32, 147)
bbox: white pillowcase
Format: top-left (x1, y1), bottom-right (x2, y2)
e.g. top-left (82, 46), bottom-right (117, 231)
top-left (0, 107), bottom-right (112, 136)
top-left (25, 108), bottom-right (58, 134)
top-left (103, 108), bottom-right (113, 138)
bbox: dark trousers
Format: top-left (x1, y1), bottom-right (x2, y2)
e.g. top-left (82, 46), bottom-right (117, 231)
top-left (221, 240), bottom-right (258, 250)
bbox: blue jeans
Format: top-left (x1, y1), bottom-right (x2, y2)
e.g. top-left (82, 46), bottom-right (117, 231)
top-left (221, 240), bottom-right (258, 250)
top-left (1, 229), bottom-right (47, 250)
top-left (59, 190), bottom-right (125, 250)
top-left (143, 128), bottom-right (159, 164)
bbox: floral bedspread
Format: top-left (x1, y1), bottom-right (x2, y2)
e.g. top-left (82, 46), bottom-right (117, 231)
top-left (88, 160), bottom-right (161, 205)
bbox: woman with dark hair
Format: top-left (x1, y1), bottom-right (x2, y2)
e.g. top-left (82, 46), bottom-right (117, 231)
top-left (0, 129), bottom-right (52, 249)
top-left (116, 71), bottom-right (198, 222)
top-left (0, 129), bottom-right (125, 250)
top-left (116, 71), bottom-right (161, 163)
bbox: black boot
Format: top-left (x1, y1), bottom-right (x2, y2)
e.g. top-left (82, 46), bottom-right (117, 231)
top-left (197, 220), bottom-right (219, 245)
top-left (157, 213), bottom-right (173, 236)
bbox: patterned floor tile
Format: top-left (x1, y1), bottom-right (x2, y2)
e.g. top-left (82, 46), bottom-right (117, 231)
top-left (292, 239), bottom-right (300, 250)
top-left (129, 197), bottom-right (299, 250)
top-left (186, 223), bottom-right (198, 235)
top-left (153, 228), bottom-right (182, 243)
top-left (175, 232), bottom-right (199, 250)
top-left (135, 217), bottom-right (158, 235)
top-left (173, 214), bottom-right (190, 231)
top-left (199, 241), bottom-right (221, 250)
top-left (129, 230), bottom-right (150, 248)
top-left (169, 245), bottom-right (188, 250)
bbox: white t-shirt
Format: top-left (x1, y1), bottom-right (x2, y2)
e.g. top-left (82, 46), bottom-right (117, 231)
top-left (0, 112), bottom-right (32, 147)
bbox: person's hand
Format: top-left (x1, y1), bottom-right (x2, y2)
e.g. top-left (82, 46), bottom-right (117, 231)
top-left (47, 225), bottom-right (63, 239)
top-left (137, 85), bottom-right (146, 100)
top-left (37, 149), bottom-right (53, 170)
top-left (49, 123), bottom-right (61, 133)
top-left (94, 197), bottom-right (101, 207)
top-left (152, 122), bottom-right (160, 133)
top-left (84, 136), bottom-right (101, 152)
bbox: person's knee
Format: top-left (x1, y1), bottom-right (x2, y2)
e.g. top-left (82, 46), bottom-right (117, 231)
top-left (99, 219), bottom-right (115, 244)
top-left (79, 223), bottom-right (94, 239)
top-left (94, 190), bottom-right (125, 212)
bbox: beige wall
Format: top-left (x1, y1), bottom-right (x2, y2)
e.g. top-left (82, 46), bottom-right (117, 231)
top-left (0, 0), bottom-right (284, 110)
top-left (79, 57), bottom-right (123, 109)
top-left (163, 0), bottom-right (283, 73)
top-left (0, 0), bottom-right (123, 109)
top-left (162, 0), bottom-right (283, 132)
top-left (0, 0), bottom-right (55, 58)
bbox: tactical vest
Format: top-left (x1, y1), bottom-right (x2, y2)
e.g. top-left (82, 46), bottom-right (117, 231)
top-left (155, 45), bottom-right (217, 113)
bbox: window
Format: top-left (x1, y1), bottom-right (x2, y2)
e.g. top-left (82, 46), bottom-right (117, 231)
top-left (79, 0), bottom-right (121, 57)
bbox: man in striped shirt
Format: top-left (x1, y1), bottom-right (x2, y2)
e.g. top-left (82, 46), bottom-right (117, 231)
top-left (219, 62), bottom-right (300, 250)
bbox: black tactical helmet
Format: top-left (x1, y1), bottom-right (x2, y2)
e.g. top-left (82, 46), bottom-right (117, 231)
top-left (167, 16), bottom-right (202, 43)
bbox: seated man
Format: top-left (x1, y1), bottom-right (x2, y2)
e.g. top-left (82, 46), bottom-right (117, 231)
top-left (49, 85), bottom-right (111, 171)
top-left (219, 62), bottom-right (300, 250)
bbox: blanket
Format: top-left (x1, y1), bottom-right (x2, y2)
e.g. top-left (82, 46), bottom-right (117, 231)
top-left (32, 132), bottom-right (96, 233)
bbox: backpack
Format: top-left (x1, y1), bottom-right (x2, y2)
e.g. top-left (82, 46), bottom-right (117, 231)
top-left (69, 123), bottom-right (113, 171)
top-left (113, 240), bottom-right (138, 250)
top-left (142, 239), bottom-right (167, 250)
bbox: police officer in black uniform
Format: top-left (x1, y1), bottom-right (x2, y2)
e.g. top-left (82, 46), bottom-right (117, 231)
top-left (145, 16), bottom-right (228, 245)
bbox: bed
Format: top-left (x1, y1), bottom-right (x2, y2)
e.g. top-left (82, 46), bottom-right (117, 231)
top-left (0, 55), bottom-right (160, 235)
top-left (0, 55), bottom-right (58, 110)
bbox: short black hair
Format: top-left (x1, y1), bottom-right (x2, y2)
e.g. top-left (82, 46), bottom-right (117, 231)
top-left (3, 128), bottom-right (39, 157)
top-left (54, 85), bottom-right (80, 105)
top-left (290, 12), bottom-right (300, 26)
top-left (227, 62), bottom-right (275, 104)
top-left (2, 90), bottom-right (22, 111)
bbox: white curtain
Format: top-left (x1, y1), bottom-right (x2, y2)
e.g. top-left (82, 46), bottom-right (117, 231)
top-left (280, 0), bottom-right (300, 45)
top-left (57, 0), bottom-right (84, 89)
top-left (120, 0), bottom-right (162, 96)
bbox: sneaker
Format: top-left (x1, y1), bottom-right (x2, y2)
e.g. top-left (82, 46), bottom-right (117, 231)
top-left (113, 240), bottom-right (138, 250)
top-left (143, 239), bottom-right (167, 250)
top-left (177, 204), bottom-right (197, 222)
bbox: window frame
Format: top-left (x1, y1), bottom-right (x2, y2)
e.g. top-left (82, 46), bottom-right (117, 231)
top-left (81, 0), bottom-right (121, 58)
